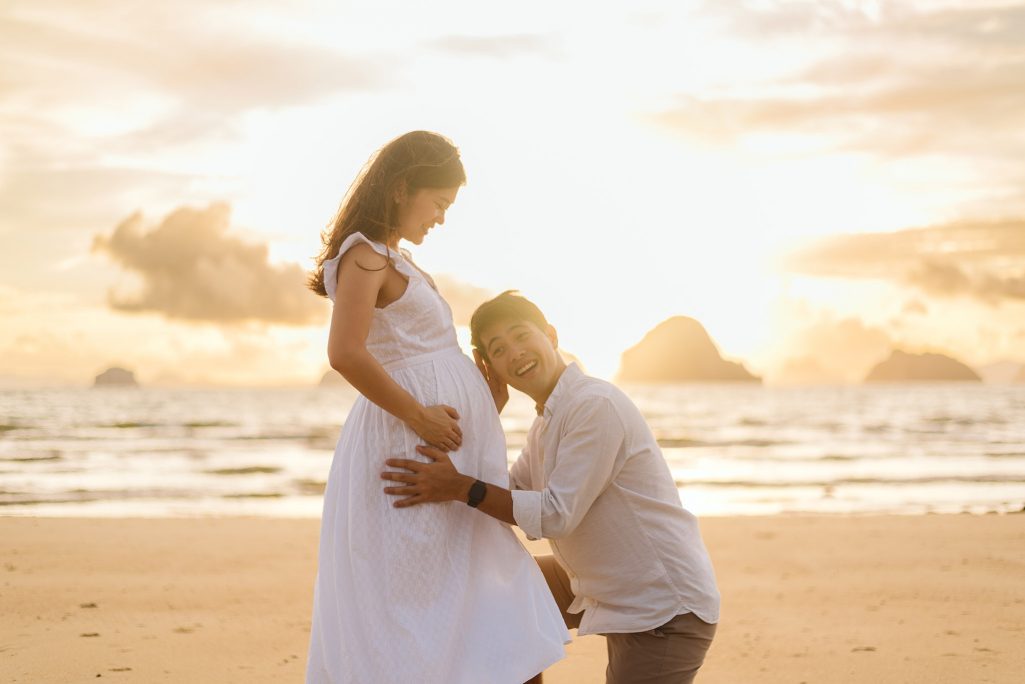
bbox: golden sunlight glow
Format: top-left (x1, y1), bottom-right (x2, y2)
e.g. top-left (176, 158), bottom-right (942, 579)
top-left (3, 0), bottom-right (1024, 386)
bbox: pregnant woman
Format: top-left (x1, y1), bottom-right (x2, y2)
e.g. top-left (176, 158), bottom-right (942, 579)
top-left (305, 131), bottom-right (567, 683)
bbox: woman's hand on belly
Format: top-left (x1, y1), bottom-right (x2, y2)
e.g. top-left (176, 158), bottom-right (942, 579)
top-left (408, 404), bottom-right (463, 451)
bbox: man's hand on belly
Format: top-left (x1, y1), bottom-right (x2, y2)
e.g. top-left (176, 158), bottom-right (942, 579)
top-left (382, 445), bottom-right (473, 507)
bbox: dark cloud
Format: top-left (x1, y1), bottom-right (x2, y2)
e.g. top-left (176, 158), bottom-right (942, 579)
top-left (92, 203), bottom-right (327, 325)
top-left (432, 275), bottom-right (493, 326)
top-left (784, 219), bottom-right (1025, 305)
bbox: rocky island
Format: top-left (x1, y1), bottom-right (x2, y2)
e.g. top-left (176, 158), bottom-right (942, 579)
top-left (93, 367), bottom-right (139, 387)
top-left (318, 369), bottom-right (351, 388)
top-left (616, 316), bottom-right (760, 383)
top-left (864, 350), bottom-right (981, 382)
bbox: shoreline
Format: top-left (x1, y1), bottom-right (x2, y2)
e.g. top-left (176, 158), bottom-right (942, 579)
top-left (4, 508), bottom-right (1020, 518)
top-left (4, 498), bottom-right (1023, 520)
top-left (2, 514), bottom-right (1023, 682)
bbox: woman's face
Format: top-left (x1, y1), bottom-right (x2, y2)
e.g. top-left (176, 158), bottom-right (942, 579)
top-left (394, 186), bottom-right (460, 245)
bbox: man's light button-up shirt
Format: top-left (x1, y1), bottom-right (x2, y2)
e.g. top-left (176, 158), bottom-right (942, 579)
top-left (509, 364), bottom-right (720, 636)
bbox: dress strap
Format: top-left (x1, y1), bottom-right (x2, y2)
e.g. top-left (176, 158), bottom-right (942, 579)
top-left (323, 232), bottom-right (406, 302)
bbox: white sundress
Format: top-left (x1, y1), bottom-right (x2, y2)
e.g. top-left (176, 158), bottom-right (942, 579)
top-left (306, 232), bottom-right (568, 684)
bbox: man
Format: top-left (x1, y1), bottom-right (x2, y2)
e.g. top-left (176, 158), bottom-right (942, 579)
top-left (381, 291), bottom-right (720, 683)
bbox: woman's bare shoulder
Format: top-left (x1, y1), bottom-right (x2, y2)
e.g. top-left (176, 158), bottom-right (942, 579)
top-left (339, 241), bottom-right (390, 272)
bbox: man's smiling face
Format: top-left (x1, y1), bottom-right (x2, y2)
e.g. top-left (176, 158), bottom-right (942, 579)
top-left (479, 318), bottom-right (566, 403)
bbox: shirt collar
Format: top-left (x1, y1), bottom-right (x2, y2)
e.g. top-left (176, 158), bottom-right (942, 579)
top-left (537, 362), bottom-right (584, 418)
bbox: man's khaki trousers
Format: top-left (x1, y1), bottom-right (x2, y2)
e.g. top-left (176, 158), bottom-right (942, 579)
top-left (535, 555), bottom-right (716, 684)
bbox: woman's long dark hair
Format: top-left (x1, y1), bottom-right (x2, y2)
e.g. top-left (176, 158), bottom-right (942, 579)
top-left (308, 131), bottom-right (466, 297)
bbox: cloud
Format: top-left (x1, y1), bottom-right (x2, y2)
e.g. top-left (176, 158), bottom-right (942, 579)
top-left (0, 151), bottom-right (197, 228)
top-left (0, 7), bottom-right (387, 117)
top-left (0, 2), bottom-right (391, 186)
top-left (902, 299), bottom-right (928, 316)
top-left (0, 0), bottom-right (396, 284)
top-left (432, 274), bottom-right (493, 326)
top-left (784, 219), bottom-right (1025, 305)
top-left (653, 60), bottom-right (1025, 158)
top-left (872, 4), bottom-right (1025, 51)
top-left (430, 34), bottom-right (559, 58)
top-left (784, 219), bottom-right (1025, 272)
top-left (92, 203), bottom-right (328, 325)
top-left (658, 3), bottom-right (1025, 162)
top-left (905, 260), bottom-right (972, 297)
top-left (773, 313), bottom-right (894, 384)
top-left (705, 1), bottom-right (1025, 46)
top-left (907, 260), bottom-right (1025, 304)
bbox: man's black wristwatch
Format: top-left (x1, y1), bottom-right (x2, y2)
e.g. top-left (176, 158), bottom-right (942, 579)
top-left (466, 479), bottom-right (487, 508)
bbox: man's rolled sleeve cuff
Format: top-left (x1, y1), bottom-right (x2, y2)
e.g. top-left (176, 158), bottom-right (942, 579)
top-left (510, 490), bottom-right (544, 540)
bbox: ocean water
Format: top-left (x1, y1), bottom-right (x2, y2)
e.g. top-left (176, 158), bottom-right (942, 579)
top-left (1, 384), bottom-right (1023, 517)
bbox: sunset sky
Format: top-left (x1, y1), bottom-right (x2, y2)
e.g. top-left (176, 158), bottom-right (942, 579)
top-left (2, 0), bottom-right (1024, 386)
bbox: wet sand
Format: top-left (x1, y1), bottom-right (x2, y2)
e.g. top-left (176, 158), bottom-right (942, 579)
top-left (1, 515), bottom-right (1023, 683)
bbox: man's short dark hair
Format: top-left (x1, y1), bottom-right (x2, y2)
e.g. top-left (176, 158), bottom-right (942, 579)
top-left (470, 290), bottom-right (551, 359)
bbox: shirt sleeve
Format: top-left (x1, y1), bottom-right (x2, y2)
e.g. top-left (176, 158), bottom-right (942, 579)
top-left (508, 447), bottom-right (531, 491)
top-left (511, 396), bottom-right (626, 541)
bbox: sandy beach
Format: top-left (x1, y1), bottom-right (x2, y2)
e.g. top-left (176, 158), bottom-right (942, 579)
top-left (2, 514), bottom-right (1022, 683)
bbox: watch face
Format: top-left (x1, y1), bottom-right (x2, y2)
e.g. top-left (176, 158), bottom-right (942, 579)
top-left (468, 480), bottom-right (487, 508)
